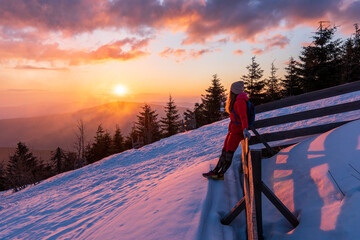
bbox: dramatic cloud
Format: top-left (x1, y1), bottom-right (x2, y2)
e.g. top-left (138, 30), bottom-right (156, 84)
top-left (0, 37), bottom-right (150, 65)
top-left (0, 0), bottom-right (359, 64)
top-left (252, 34), bottom-right (290, 55)
top-left (159, 47), bottom-right (216, 61)
top-left (266, 34), bottom-right (290, 49)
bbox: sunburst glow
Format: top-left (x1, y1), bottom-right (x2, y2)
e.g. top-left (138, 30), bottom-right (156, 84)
top-left (114, 85), bottom-right (128, 96)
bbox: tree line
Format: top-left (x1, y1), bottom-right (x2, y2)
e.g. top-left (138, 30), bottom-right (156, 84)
top-left (0, 96), bottom-right (183, 192)
top-left (186, 22), bottom-right (360, 125)
top-left (242, 22), bottom-right (360, 105)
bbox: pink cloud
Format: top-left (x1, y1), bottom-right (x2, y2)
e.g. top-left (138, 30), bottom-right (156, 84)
top-left (252, 48), bottom-right (264, 56)
top-left (301, 41), bottom-right (313, 47)
top-left (251, 34), bottom-right (290, 55)
top-left (0, 37), bottom-right (150, 65)
top-left (1, 0), bottom-right (356, 41)
top-left (13, 65), bottom-right (69, 71)
top-left (159, 47), bottom-right (187, 59)
top-left (159, 47), bottom-right (215, 61)
top-left (233, 49), bottom-right (244, 55)
top-left (0, 0), bottom-right (359, 64)
top-left (267, 34), bottom-right (290, 49)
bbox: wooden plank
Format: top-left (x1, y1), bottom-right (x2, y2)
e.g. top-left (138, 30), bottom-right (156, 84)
top-left (255, 80), bottom-right (360, 114)
top-left (251, 150), bottom-right (263, 239)
top-left (249, 121), bottom-right (352, 145)
top-left (254, 100), bottom-right (360, 129)
top-left (220, 197), bottom-right (246, 225)
top-left (250, 127), bottom-right (275, 155)
top-left (246, 144), bottom-right (258, 240)
top-left (262, 182), bottom-right (299, 228)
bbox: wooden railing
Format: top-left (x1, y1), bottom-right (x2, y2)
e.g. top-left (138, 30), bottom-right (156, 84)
top-left (250, 80), bottom-right (360, 155)
top-left (221, 81), bottom-right (360, 239)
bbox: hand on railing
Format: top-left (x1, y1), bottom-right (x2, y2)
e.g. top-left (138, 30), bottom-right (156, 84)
top-left (243, 128), bottom-right (251, 140)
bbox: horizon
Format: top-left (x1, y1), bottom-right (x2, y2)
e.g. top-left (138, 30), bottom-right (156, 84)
top-left (0, 99), bottom-right (199, 120)
top-left (1, 0), bottom-right (360, 118)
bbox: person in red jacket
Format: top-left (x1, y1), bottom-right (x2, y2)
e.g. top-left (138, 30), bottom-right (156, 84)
top-left (203, 81), bottom-right (251, 180)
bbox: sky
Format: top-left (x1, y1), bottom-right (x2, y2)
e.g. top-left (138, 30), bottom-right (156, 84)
top-left (0, 0), bottom-right (360, 116)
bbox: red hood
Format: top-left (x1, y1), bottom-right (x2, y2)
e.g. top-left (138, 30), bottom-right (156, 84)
top-left (236, 92), bottom-right (249, 101)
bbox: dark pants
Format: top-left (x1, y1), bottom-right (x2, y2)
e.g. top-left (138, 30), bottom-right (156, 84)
top-left (213, 149), bottom-right (235, 174)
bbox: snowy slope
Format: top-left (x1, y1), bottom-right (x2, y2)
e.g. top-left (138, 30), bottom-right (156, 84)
top-left (0, 91), bottom-right (359, 240)
top-left (0, 119), bottom-right (238, 240)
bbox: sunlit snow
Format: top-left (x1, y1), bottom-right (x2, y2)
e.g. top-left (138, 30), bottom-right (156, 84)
top-left (0, 92), bottom-right (359, 240)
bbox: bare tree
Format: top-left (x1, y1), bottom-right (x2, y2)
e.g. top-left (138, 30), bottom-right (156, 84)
top-left (74, 119), bottom-right (86, 168)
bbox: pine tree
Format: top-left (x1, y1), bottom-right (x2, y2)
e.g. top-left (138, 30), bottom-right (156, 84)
top-left (282, 57), bottom-right (304, 96)
top-left (241, 56), bottom-right (265, 104)
top-left (51, 147), bottom-right (65, 174)
top-left (341, 24), bottom-right (360, 83)
top-left (6, 142), bottom-right (39, 191)
top-left (124, 124), bottom-right (141, 149)
top-left (264, 61), bottom-right (281, 101)
top-left (201, 74), bottom-right (227, 124)
top-left (63, 151), bottom-right (77, 172)
top-left (136, 104), bottom-right (162, 145)
top-left (298, 22), bottom-right (343, 92)
top-left (161, 95), bottom-right (181, 137)
top-left (36, 158), bottom-right (54, 181)
top-left (86, 125), bottom-right (112, 164)
top-left (0, 161), bottom-right (7, 191)
top-left (183, 109), bottom-right (197, 131)
top-left (111, 125), bottom-right (124, 154)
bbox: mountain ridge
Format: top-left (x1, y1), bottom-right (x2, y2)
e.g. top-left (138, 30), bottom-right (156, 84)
top-left (0, 101), bottom-right (188, 150)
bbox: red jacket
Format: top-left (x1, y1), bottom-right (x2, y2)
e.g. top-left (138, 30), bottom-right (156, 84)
top-left (228, 92), bottom-right (249, 133)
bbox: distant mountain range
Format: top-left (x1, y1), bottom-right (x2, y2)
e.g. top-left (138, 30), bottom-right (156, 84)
top-left (0, 102), bottom-right (189, 151)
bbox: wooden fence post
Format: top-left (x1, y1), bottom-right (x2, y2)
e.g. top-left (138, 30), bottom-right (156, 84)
top-left (251, 150), bottom-right (264, 240)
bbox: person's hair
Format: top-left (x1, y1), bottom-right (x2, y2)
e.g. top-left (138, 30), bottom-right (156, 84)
top-left (225, 91), bottom-right (237, 114)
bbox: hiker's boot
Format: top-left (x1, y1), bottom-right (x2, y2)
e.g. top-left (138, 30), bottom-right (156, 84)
top-left (216, 172), bottom-right (224, 180)
top-left (219, 151), bottom-right (235, 176)
top-left (212, 149), bottom-right (226, 173)
top-left (202, 170), bottom-right (218, 178)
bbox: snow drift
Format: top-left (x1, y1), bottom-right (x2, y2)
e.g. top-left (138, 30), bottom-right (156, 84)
top-left (0, 91), bottom-right (359, 240)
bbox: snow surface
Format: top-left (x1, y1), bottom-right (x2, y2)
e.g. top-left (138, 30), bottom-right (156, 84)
top-left (0, 92), bottom-right (359, 240)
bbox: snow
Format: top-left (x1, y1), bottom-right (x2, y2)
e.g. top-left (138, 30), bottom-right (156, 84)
top-left (262, 119), bottom-right (360, 239)
top-left (0, 91), bottom-right (360, 240)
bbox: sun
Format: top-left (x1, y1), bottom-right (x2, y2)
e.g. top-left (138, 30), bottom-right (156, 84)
top-left (113, 84), bottom-right (128, 96)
